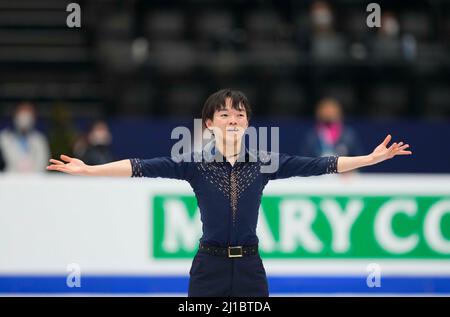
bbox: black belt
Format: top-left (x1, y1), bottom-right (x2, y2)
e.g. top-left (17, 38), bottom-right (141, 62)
top-left (198, 244), bottom-right (259, 258)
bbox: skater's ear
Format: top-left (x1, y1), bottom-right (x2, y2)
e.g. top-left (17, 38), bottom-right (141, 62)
top-left (205, 118), bottom-right (214, 130)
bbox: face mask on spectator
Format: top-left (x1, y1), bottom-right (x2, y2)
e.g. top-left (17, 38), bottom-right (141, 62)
top-left (319, 118), bottom-right (337, 127)
top-left (88, 129), bottom-right (112, 146)
top-left (14, 111), bottom-right (35, 132)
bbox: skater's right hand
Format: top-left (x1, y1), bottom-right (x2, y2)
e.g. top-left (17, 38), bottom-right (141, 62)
top-left (47, 154), bottom-right (88, 176)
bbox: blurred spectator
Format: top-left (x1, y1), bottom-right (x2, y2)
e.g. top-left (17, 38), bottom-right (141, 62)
top-left (311, 0), bottom-right (334, 34)
top-left (380, 12), bottom-right (401, 38)
top-left (300, 98), bottom-right (363, 157)
top-left (310, 0), bottom-right (346, 62)
top-left (0, 102), bottom-right (50, 173)
top-left (371, 11), bottom-right (402, 61)
top-left (76, 120), bottom-right (115, 165)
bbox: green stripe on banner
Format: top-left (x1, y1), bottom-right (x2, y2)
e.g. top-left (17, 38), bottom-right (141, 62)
top-left (152, 195), bottom-right (450, 259)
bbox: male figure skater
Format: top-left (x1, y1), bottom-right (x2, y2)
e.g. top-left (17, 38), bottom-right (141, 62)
top-left (47, 89), bottom-right (412, 297)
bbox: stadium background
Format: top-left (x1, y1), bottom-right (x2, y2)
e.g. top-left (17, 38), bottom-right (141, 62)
top-left (0, 0), bottom-right (449, 296)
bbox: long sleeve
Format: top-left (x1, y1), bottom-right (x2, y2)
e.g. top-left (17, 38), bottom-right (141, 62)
top-left (266, 153), bottom-right (339, 180)
top-left (129, 156), bottom-right (194, 181)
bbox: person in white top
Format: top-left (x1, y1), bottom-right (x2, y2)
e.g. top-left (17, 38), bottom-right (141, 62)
top-left (0, 102), bottom-right (50, 173)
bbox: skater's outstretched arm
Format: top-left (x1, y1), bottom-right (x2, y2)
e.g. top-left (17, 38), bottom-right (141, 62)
top-left (337, 134), bottom-right (412, 173)
top-left (47, 154), bottom-right (193, 180)
top-left (47, 155), bottom-right (131, 177)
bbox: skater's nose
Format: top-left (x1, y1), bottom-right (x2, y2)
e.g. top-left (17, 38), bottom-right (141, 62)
top-left (228, 115), bottom-right (238, 126)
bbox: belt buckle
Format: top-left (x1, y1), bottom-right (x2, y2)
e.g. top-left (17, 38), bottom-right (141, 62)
top-left (228, 246), bottom-right (243, 258)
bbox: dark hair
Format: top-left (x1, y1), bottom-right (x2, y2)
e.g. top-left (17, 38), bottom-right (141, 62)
top-left (201, 89), bottom-right (252, 129)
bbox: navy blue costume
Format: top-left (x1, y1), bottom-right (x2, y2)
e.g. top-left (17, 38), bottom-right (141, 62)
top-left (130, 145), bottom-right (338, 297)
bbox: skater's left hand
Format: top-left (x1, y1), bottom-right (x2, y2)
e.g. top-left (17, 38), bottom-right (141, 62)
top-left (369, 134), bottom-right (412, 165)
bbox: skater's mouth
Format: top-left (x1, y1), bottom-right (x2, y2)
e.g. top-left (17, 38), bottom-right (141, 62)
top-left (227, 127), bottom-right (239, 132)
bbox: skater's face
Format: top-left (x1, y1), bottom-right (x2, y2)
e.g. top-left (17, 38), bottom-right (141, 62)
top-left (205, 97), bottom-right (248, 144)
